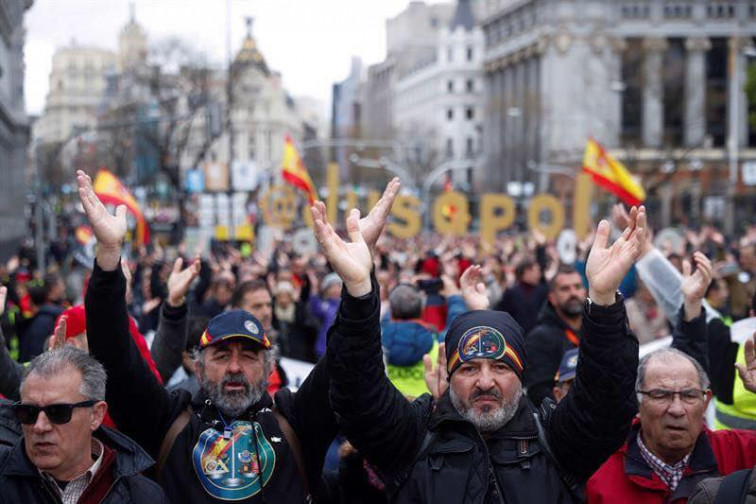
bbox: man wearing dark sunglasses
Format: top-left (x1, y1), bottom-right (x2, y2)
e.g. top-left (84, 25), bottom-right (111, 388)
top-left (0, 346), bottom-right (169, 503)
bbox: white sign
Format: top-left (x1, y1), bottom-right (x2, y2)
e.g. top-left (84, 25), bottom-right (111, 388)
top-left (556, 229), bottom-right (577, 265)
top-left (280, 357), bottom-right (315, 391)
top-left (232, 160), bottom-right (258, 191)
top-left (743, 162), bottom-right (756, 186)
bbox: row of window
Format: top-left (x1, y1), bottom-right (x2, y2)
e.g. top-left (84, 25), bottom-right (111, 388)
top-left (447, 46), bottom-right (476, 63)
top-left (446, 106), bottom-right (476, 121)
top-left (448, 78), bottom-right (477, 94)
top-left (621, 1), bottom-right (742, 20)
top-left (484, 4), bottom-right (538, 49)
top-left (445, 137), bottom-right (478, 159)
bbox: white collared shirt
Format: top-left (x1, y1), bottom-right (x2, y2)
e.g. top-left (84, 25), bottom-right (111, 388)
top-left (41, 438), bottom-right (104, 504)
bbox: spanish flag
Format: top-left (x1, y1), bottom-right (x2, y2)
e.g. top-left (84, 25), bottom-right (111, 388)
top-left (281, 135), bottom-right (318, 204)
top-left (93, 169), bottom-right (150, 246)
top-left (582, 138), bottom-right (646, 206)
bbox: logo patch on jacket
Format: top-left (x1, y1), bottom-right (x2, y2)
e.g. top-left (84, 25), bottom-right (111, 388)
top-left (192, 421), bottom-right (276, 500)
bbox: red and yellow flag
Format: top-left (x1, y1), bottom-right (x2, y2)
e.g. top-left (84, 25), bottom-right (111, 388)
top-left (93, 169), bottom-right (150, 246)
top-left (281, 135), bottom-right (318, 204)
top-left (582, 138), bottom-right (646, 206)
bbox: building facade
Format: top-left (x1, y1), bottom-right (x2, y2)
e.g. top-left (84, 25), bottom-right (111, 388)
top-left (33, 45), bottom-right (117, 144)
top-left (394, 0), bottom-right (485, 190)
top-left (0, 0), bottom-right (33, 259)
top-left (481, 0), bottom-right (756, 228)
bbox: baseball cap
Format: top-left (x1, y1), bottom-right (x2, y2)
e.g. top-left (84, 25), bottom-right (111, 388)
top-left (199, 310), bottom-right (270, 349)
top-left (555, 348), bottom-right (579, 384)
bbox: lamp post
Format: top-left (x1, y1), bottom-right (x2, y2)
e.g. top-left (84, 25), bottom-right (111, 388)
top-left (726, 39), bottom-right (756, 235)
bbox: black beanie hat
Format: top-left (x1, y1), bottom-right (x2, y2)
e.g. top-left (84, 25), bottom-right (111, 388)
top-left (445, 310), bottom-right (526, 381)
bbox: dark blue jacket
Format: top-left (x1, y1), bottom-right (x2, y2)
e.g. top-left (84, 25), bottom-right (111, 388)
top-left (0, 425), bottom-right (169, 503)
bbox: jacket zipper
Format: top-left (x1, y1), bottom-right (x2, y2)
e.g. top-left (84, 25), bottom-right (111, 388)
top-left (477, 431), bottom-right (505, 504)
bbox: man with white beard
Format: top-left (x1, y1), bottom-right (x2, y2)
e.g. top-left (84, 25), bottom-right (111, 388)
top-left (313, 185), bottom-right (646, 504)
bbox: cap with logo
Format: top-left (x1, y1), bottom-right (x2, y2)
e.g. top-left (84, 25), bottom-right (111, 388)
top-left (555, 348), bottom-right (579, 384)
top-left (199, 309), bottom-right (270, 349)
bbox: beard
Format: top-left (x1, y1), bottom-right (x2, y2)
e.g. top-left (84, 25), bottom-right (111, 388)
top-left (450, 383), bottom-right (523, 433)
top-left (559, 297), bottom-right (584, 317)
top-left (199, 371), bottom-right (267, 418)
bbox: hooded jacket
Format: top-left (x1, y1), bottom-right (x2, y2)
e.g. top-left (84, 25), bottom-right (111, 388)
top-left (85, 261), bottom-right (338, 503)
top-left (0, 425), bottom-right (169, 504)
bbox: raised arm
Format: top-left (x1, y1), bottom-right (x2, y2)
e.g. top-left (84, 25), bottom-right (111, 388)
top-left (548, 207), bottom-right (645, 481)
top-left (670, 253), bottom-right (712, 369)
top-left (77, 170), bottom-right (179, 456)
top-left (314, 180), bottom-right (429, 475)
top-left (0, 287), bottom-right (22, 400)
top-left (150, 257), bottom-right (200, 382)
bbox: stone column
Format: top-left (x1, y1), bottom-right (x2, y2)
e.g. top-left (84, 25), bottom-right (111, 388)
top-left (642, 37), bottom-right (668, 148)
top-left (684, 37), bottom-right (710, 147)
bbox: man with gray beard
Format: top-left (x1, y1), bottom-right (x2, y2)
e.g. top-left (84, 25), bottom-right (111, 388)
top-left (313, 192), bottom-right (647, 503)
top-left (525, 265), bottom-right (588, 407)
top-left (74, 170), bottom-right (401, 503)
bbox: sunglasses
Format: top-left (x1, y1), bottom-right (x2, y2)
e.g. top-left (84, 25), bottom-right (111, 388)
top-left (12, 400), bottom-right (98, 425)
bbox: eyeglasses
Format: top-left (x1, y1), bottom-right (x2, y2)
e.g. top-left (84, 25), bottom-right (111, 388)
top-left (637, 388), bottom-right (707, 405)
top-left (12, 400), bottom-right (98, 425)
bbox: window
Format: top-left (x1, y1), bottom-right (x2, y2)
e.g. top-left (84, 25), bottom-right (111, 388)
top-left (662, 39), bottom-right (685, 147)
top-left (466, 79), bottom-right (474, 93)
top-left (447, 108), bottom-right (454, 121)
top-left (466, 137), bottom-right (474, 158)
top-left (466, 47), bottom-right (474, 61)
top-left (448, 80), bottom-right (454, 93)
top-left (447, 47), bottom-right (454, 62)
top-left (466, 107), bottom-right (474, 120)
top-left (446, 138), bottom-right (454, 158)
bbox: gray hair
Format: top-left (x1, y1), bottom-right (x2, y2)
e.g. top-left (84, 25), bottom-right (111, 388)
top-left (636, 347), bottom-right (710, 404)
top-left (389, 284), bottom-right (424, 320)
top-left (21, 346), bottom-right (107, 401)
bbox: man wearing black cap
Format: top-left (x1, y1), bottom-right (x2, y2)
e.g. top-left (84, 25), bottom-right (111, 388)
top-left (312, 190), bottom-right (647, 503)
top-left (74, 170), bottom-right (400, 503)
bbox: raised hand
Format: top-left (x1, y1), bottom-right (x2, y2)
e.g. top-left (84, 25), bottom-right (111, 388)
top-left (0, 286), bottom-right (6, 317)
top-left (460, 265), bottom-right (489, 310)
top-left (167, 256), bottom-right (201, 307)
top-left (680, 252), bottom-right (712, 321)
top-left (76, 170), bottom-right (127, 271)
top-left (423, 342), bottom-right (448, 401)
top-left (736, 332), bottom-right (756, 394)
top-left (49, 316), bottom-right (67, 351)
top-left (585, 206), bottom-right (647, 305)
top-left (311, 201), bottom-right (372, 297)
top-left (359, 178), bottom-right (400, 255)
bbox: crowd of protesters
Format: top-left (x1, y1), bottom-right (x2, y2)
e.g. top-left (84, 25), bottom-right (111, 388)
top-left (0, 171), bottom-right (754, 502)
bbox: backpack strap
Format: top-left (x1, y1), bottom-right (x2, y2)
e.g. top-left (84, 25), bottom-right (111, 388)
top-left (156, 405), bottom-right (193, 481)
top-left (384, 398), bottom-right (437, 497)
top-left (714, 468), bottom-right (752, 504)
top-left (532, 401), bottom-right (584, 502)
top-left (272, 406), bottom-right (310, 497)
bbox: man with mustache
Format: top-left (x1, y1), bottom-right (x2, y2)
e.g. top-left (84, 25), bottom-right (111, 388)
top-left (524, 265), bottom-right (587, 407)
top-left (313, 188), bottom-right (646, 503)
top-left (74, 170), bottom-right (399, 503)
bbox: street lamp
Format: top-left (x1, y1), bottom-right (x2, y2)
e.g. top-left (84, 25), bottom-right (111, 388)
top-left (726, 40), bottom-right (756, 235)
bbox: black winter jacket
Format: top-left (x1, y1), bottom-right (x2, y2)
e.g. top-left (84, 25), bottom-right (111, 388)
top-left (0, 425), bottom-right (169, 504)
top-left (85, 261), bottom-right (338, 503)
top-left (327, 279), bottom-right (639, 504)
top-left (524, 302), bottom-right (579, 407)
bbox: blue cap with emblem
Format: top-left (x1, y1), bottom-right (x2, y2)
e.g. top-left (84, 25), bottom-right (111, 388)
top-left (555, 348), bottom-right (579, 384)
top-left (199, 309), bottom-right (270, 349)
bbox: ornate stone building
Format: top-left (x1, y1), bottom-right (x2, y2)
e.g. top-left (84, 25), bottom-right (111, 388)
top-left (480, 0), bottom-right (756, 227)
top-left (0, 0), bottom-right (33, 259)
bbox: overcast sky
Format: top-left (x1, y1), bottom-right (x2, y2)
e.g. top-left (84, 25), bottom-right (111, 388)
top-left (24, 0), bottom-right (429, 116)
